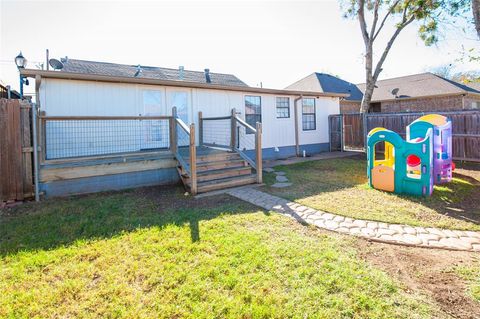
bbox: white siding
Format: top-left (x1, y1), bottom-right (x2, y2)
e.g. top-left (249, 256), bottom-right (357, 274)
top-left (40, 78), bottom-right (340, 153)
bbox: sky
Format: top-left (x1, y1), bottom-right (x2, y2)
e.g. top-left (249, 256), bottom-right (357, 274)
top-left (1, 0), bottom-right (479, 97)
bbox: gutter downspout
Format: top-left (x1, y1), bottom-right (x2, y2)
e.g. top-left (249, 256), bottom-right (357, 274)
top-left (294, 95), bottom-right (302, 157)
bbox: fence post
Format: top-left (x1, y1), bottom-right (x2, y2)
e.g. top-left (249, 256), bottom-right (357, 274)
top-left (198, 111), bottom-right (203, 147)
top-left (171, 107), bottom-right (177, 155)
top-left (32, 104), bottom-right (39, 201)
top-left (230, 108), bottom-right (236, 151)
top-left (340, 114), bottom-right (344, 152)
top-left (189, 123), bottom-right (197, 195)
top-left (362, 112), bottom-right (368, 151)
top-left (255, 122), bottom-right (262, 184)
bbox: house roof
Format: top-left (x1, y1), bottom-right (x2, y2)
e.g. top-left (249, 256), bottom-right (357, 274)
top-left (315, 73), bottom-right (363, 101)
top-left (465, 81), bottom-right (480, 92)
top-left (285, 73), bottom-right (363, 101)
top-left (356, 73), bottom-right (480, 102)
top-left (21, 68), bottom-right (349, 99)
top-left (55, 59), bottom-right (249, 87)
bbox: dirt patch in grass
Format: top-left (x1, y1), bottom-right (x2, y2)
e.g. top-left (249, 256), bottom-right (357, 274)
top-left (355, 238), bottom-right (480, 319)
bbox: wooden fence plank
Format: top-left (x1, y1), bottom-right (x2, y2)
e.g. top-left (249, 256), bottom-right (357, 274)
top-left (0, 98), bottom-right (33, 202)
top-left (21, 101), bottom-right (33, 196)
top-left (336, 110), bottom-right (480, 162)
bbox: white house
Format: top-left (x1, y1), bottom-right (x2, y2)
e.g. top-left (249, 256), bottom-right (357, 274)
top-left (21, 58), bottom-right (347, 196)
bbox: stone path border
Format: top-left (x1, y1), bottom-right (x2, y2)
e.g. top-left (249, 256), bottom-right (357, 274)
top-left (227, 187), bottom-right (480, 252)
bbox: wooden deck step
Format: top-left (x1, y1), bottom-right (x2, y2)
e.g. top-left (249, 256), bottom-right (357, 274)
top-left (175, 147), bottom-right (257, 194)
top-left (190, 152), bottom-right (241, 163)
top-left (182, 166), bottom-right (252, 183)
top-left (196, 174), bottom-right (257, 193)
top-left (196, 158), bottom-right (247, 172)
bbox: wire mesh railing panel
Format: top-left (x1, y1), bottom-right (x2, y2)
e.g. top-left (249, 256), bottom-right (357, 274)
top-left (175, 121), bottom-right (191, 173)
top-left (44, 118), bottom-right (170, 160)
top-left (202, 118), bottom-right (231, 148)
top-left (235, 122), bottom-right (257, 167)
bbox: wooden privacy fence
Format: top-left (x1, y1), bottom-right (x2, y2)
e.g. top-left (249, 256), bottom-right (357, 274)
top-left (0, 99), bottom-right (33, 201)
top-left (329, 110), bottom-right (480, 162)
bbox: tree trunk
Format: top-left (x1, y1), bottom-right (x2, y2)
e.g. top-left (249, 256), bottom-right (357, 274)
top-left (473, 0), bottom-right (480, 39)
top-left (361, 44), bottom-right (374, 113)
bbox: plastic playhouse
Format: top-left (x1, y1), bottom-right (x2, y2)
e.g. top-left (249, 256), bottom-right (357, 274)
top-left (367, 114), bottom-right (453, 196)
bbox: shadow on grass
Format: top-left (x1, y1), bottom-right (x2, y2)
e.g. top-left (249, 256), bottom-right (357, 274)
top-left (264, 156), bottom-right (480, 226)
top-left (0, 184), bottom-right (260, 257)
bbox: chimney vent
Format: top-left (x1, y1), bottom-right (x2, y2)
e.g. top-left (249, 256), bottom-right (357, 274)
top-left (134, 64), bottom-right (142, 77)
top-left (179, 66), bottom-right (184, 80)
top-left (204, 68), bottom-right (211, 83)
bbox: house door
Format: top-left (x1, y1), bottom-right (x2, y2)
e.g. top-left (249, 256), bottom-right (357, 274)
top-left (141, 90), bottom-right (168, 150)
top-left (168, 90), bottom-right (191, 146)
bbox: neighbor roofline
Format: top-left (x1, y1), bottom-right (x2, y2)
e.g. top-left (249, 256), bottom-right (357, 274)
top-left (21, 69), bottom-right (349, 98)
top-left (346, 92), bottom-right (480, 104)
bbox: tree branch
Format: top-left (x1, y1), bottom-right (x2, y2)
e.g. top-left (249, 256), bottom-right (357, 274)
top-left (369, 0), bottom-right (381, 39)
top-left (473, 0), bottom-right (480, 39)
top-left (372, 0), bottom-right (401, 41)
top-left (358, 0), bottom-right (370, 46)
top-left (373, 15), bottom-right (415, 81)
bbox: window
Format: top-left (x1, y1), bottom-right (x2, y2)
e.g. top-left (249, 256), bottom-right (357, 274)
top-left (276, 97), bottom-right (290, 118)
top-left (302, 98), bottom-right (316, 131)
top-left (472, 101), bottom-right (479, 109)
top-left (245, 95), bottom-right (261, 133)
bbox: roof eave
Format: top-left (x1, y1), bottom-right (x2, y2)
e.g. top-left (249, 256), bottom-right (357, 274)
top-left (21, 69), bottom-right (349, 98)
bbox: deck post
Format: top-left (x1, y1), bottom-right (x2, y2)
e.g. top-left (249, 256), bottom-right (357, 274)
top-left (189, 123), bottom-right (197, 195)
top-left (255, 122), bottom-right (262, 184)
top-left (198, 111), bottom-right (203, 147)
top-left (230, 108), bottom-right (236, 151)
top-left (171, 107), bottom-right (177, 155)
top-left (39, 111), bottom-right (46, 163)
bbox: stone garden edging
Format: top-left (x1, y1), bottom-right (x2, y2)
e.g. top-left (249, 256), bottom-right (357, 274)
top-left (227, 187), bottom-right (480, 252)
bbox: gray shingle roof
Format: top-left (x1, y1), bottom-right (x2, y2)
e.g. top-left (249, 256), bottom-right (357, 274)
top-left (356, 73), bottom-right (480, 101)
top-left (59, 59), bottom-right (249, 87)
top-left (314, 73), bottom-right (363, 101)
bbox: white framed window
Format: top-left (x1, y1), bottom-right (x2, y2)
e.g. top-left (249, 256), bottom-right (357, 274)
top-left (276, 97), bottom-right (290, 118)
top-left (302, 98), bottom-right (316, 131)
top-left (472, 101), bottom-right (479, 109)
top-left (245, 95), bottom-right (261, 133)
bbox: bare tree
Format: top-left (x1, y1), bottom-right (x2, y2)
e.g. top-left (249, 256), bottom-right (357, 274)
top-left (342, 1), bottom-right (463, 112)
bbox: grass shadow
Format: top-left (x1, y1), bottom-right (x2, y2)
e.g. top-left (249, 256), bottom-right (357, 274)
top-left (0, 185), bottom-right (260, 257)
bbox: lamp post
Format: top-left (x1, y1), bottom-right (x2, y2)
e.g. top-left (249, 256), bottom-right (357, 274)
top-left (14, 51), bottom-right (27, 99)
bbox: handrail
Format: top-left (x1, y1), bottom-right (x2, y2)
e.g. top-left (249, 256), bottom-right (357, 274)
top-left (231, 112), bottom-right (262, 183)
top-left (202, 115), bottom-right (232, 121)
top-left (172, 107), bottom-right (197, 195)
top-left (234, 116), bottom-right (256, 133)
top-left (40, 115), bottom-right (172, 120)
top-left (175, 117), bottom-right (190, 134)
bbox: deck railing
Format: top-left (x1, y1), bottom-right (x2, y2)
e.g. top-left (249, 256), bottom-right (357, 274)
top-left (172, 107), bottom-right (197, 194)
top-left (199, 108), bottom-right (262, 184)
top-left (39, 115), bottom-right (171, 161)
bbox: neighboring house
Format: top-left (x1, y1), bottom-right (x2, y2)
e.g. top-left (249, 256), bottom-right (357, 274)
top-left (21, 58), bottom-right (345, 196)
top-left (286, 73), bottom-right (363, 113)
top-left (287, 72), bottom-right (480, 113)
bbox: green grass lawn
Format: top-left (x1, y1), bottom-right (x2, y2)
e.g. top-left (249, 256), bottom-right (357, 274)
top-left (455, 265), bottom-right (480, 302)
top-left (264, 157), bottom-right (480, 231)
top-left (0, 187), bottom-right (434, 318)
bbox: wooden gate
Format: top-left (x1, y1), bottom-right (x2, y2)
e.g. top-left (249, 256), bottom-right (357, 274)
top-left (328, 115), bottom-right (342, 151)
top-left (342, 113), bottom-right (364, 150)
top-left (0, 99), bottom-right (33, 201)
